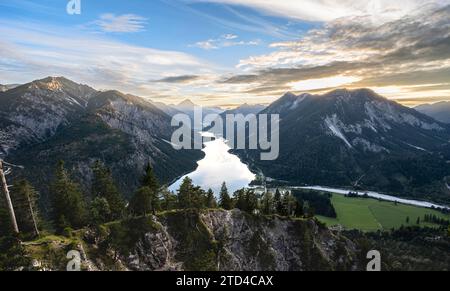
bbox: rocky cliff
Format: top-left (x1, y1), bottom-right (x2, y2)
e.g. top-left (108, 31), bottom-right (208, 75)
top-left (23, 210), bottom-right (360, 271)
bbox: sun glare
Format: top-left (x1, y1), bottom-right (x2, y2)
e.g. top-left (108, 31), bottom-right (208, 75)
top-left (288, 75), bottom-right (361, 91)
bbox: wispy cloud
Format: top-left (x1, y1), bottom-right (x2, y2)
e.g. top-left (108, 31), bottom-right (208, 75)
top-left (191, 34), bottom-right (261, 50)
top-left (0, 20), bottom-right (215, 99)
top-left (153, 75), bottom-right (201, 84)
top-left (94, 14), bottom-right (148, 33)
top-left (218, 5), bottom-right (450, 103)
top-left (190, 0), bottom-right (450, 23)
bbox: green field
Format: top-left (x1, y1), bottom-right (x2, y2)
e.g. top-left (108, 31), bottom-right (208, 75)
top-left (316, 194), bottom-right (450, 232)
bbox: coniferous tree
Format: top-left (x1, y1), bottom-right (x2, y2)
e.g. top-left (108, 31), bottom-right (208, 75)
top-left (161, 188), bottom-right (178, 211)
top-left (282, 191), bottom-right (297, 217)
top-left (177, 177), bottom-right (205, 209)
top-left (129, 163), bottom-right (162, 215)
top-left (219, 182), bottom-right (233, 210)
top-left (142, 163), bottom-right (160, 193)
top-left (193, 186), bottom-right (206, 209)
top-left (0, 203), bottom-right (12, 237)
top-left (178, 177), bottom-right (195, 209)
top-left (91, 161), bottom-right (125, 220)
top-left (274, 189), bottom-right (283, 215)
top-left (51, 161), bottom-right (87, 232)
top-left (129, 186), bottom-right (159, 216)
top-left (234, 189), bottom-right (246, 211)
top-left (294, 200), bottom-right (304, 217)
top-left (245, 190), bottom-right (259, 214)
top-left (11, 179), bottom-right (40, 237)
top-left (206, 189), bottom-right (217, 209)
top-left (304, 201), bottom-right (315, 218)
top-left (261, 192), bottom-right (274, 215)
top-left (90, 197), bottom-right (111, 225)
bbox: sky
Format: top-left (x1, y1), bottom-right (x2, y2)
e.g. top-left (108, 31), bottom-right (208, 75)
top-left (0, 0), bottom-right (450, 107)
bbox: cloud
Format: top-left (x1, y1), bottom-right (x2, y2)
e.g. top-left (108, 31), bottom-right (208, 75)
top-left (193, 40), bottom-right (219, 50)
top-left (94, 14), bottom-right (148, 33)
top-left (190, 0), bottom-right (450, 23)
top-left (153, 75), bottom-right (201, 84)
top-left (2, 3), bottom-right (450, 106)
top-left (191, 34), bottom-right (261, 50)
top-left (221, 5), bottom-right (450, 102)
top-left (0, 20), bottom-right (215, 98)
top-left (223, 33), bottom-right (238, 40)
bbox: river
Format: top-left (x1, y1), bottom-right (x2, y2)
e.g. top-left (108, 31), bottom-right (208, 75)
top-left (296, 186), bottom-right (450, 210)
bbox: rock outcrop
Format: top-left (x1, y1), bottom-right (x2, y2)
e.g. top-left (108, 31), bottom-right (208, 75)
top-left (24, 210), bottom-right (360, 271)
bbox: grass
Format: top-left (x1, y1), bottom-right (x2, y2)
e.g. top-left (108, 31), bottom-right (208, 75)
top-left (317, 194), bottom-right (450, 231)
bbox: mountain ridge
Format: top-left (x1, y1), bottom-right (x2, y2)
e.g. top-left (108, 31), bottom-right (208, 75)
top-left (234, 89), bottom-right (450, 204)
top-left (0, 77), bottom-right (204, 208)
top-left (416, 101), bottom-right (450, 124)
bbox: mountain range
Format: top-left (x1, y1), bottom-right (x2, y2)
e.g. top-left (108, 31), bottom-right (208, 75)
top-left (416, 102), bottom-right (450, 124)
top-left (233, 89), bottom-right (450, 204)
top-left (220, 103), bottom-right (266, 116)
top-left (155, 99), bottom-right (223, 119)
top-left (0, 77), bottom-right (203, 210)
top-left (2, 77), bottom-right (450, 207)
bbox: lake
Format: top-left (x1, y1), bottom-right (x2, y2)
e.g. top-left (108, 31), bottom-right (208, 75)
top-left (169, 133), bottom-right (256, 196)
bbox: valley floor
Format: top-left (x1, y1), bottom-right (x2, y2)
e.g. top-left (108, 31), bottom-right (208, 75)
top-left (317, 194), bottom-right (450, 231)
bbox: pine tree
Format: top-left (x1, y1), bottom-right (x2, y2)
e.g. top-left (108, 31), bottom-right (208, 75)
top-left (178, 177), bottom-right (195, 209)
top-left (219, 182), bottom-right (233, 210)
top-left (11, 179), bottom-right (40, 237)
top-left (261, 192), bottom-right (274, 215)
top-left (142, 163), bottom-right (160, 193)
top-left (129, 186), bottom-right (159, 216)
top-left (274, 189), bottom-right (283, 215)
top-left (0, 202), bottom-right (12, 237)
top-left (160, 188), bottom-right (178, 211)
top-left (304, 201), bottom-right (315, 218)
top-left (234, 189), bottom-right (246, 211)
top-left (294, 200), bottom-right (304, 217)
top-left (245, 190), bottom-right (259, 214)
top-left (51, 161), bottom-right (87, 232)
top-left (91, 161), bottom-right (125, 220)
top-left (90, 197), bottom-right (111, 225)
top-left (206, 189), bottom-right (217, 209)
top-left (282, 191), bottom-right (297, 217)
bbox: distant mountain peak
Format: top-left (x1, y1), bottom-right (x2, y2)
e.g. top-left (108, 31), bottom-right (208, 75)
top-left (0, 83), bottom-right (20, 92)
top-left (177, 99), bottom-right (197, 107)
top-left (281, 92), bottom-right (297, 99)
top-left (32, 76), bottom-right (65, 91)
top-left (25, 76), bottom-right (95, 96)
top-left (416, 100), bottom-right (450, 124)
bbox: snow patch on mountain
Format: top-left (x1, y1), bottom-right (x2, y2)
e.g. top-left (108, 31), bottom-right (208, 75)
top-left (289, 95), bottom-right (307, 110)
top-left (324, 115), bottom-right (353, 148)
top-left (365, 101), bottom-right (443, 131)
top-left (404, 143), bottom-right (429, 153)
top-left (352, 138), bottom-right (389, 153)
